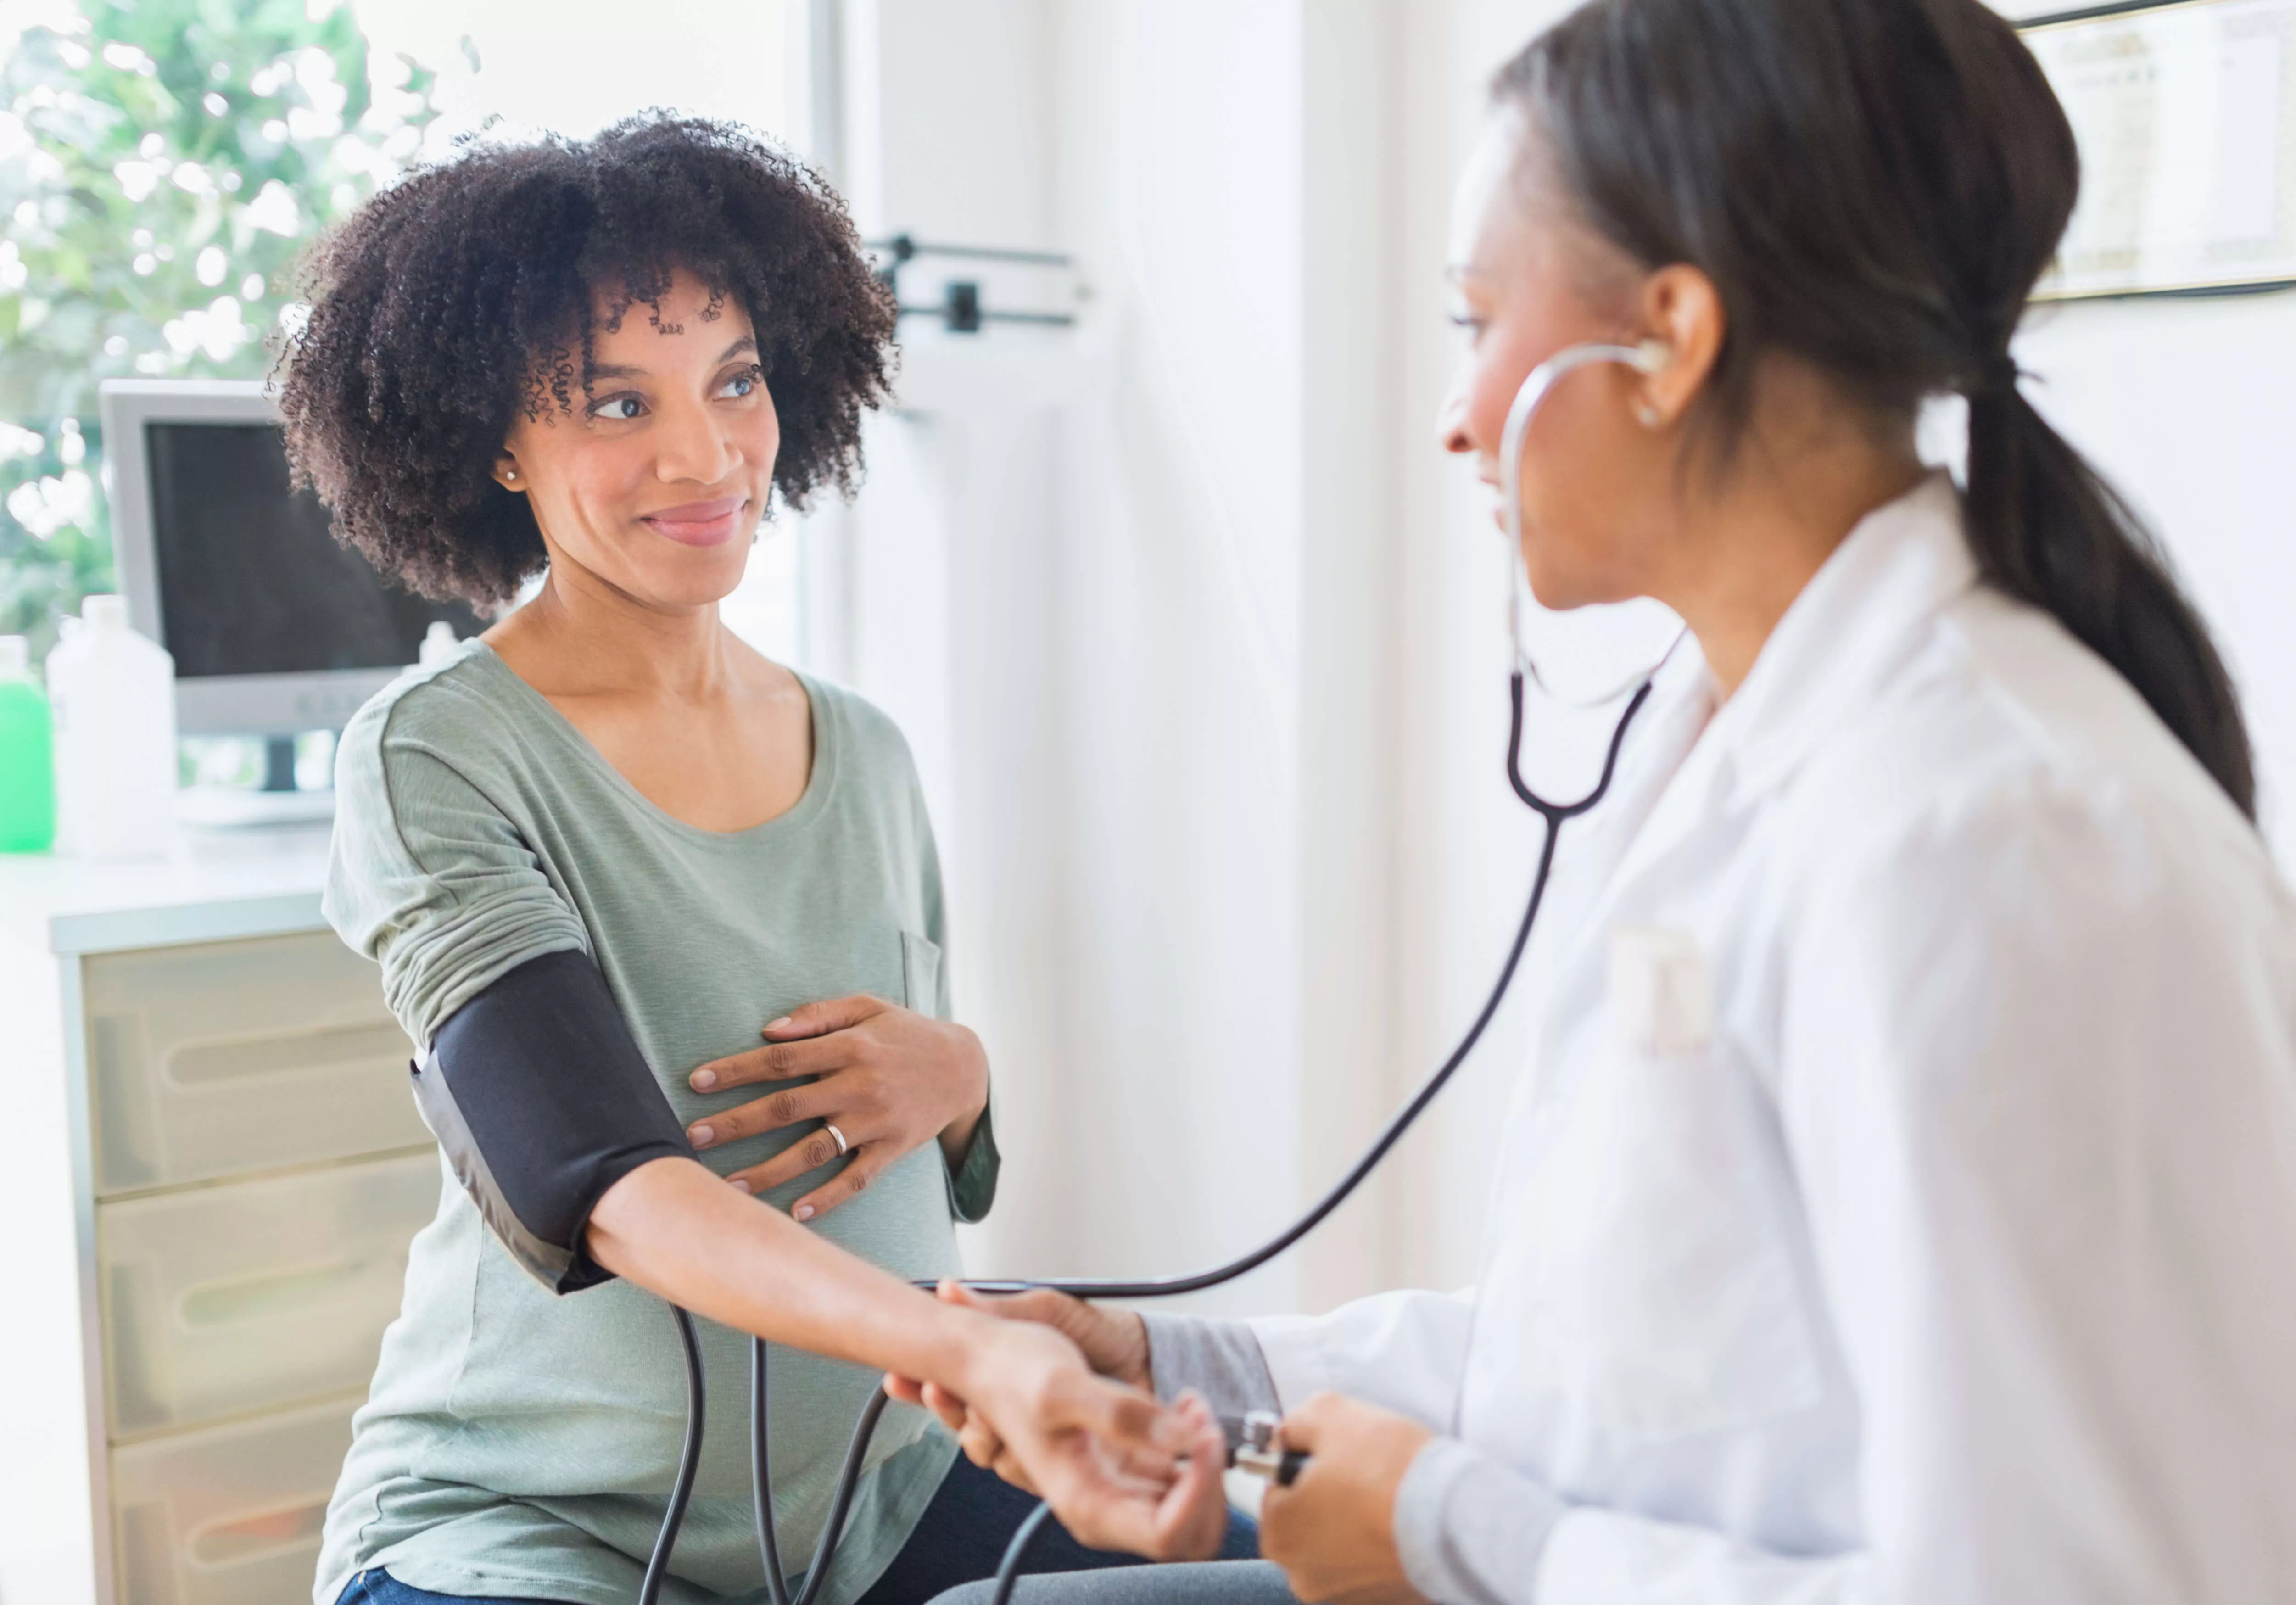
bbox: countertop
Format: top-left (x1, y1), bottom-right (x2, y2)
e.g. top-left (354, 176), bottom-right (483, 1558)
top-left (0, 822), bottom-right (335, 953)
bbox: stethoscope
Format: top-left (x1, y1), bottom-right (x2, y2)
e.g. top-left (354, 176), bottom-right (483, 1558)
top-left (637, 340), bottom-right (1688, 1605)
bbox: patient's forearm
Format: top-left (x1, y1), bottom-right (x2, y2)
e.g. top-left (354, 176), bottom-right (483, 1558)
top-left (586, 1155), bottom-right (977, 1386)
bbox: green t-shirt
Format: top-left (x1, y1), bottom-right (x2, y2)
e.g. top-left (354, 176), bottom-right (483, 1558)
top-left (317, 641), bottom-right (996, 1605)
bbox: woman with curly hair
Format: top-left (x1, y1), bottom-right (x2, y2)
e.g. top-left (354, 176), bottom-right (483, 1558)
top-left (283, 117), bottom-right (1252, 1605)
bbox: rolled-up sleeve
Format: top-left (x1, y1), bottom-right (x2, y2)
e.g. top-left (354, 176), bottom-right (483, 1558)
top-left (945, 1104), bottom-right (1001, 1225)
top-left (326, 697), bottom-right (589, 1048)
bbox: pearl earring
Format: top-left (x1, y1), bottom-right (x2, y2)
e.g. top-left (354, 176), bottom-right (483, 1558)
top-left (505, 468), bottom-right (518, 481)
top-left (1636, 403), bottom-right (1662, 429)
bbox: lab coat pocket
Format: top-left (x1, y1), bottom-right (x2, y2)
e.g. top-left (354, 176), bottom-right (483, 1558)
top-left (1537, 933), bottom-right (1824, 1465)
top-left (900, 931), bottom-right (946, 1019)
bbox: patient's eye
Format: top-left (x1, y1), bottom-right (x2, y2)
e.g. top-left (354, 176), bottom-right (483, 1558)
top-left (591, 394), bottom-right (645, 421)
top-left (718, 365), bottom-right (764, 399)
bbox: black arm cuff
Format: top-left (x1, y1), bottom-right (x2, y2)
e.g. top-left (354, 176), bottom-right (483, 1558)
top-left (415, 948), bottom-right (692, 1293)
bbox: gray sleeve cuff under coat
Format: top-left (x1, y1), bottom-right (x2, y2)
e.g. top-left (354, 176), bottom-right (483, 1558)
top-left (1138, 1312), bottom-right (1284, 1416)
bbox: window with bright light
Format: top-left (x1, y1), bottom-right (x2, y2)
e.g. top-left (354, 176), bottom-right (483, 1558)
top-left (0, 0), bottom-right (806, 678)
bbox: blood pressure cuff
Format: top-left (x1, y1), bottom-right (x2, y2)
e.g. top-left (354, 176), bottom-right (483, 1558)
top-left (412, 948), bottom-right (693, 1294)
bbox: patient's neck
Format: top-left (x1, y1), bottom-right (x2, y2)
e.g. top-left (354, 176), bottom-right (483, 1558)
top-left (483, 557), bottom-right (739, 705)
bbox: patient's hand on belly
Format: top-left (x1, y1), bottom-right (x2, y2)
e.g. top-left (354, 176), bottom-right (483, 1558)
top-left (682, 994), bottom-right (990, 1219)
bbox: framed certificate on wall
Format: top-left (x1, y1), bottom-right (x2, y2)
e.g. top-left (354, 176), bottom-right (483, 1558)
top-left (2020, 0), bottom-right (2296, 298)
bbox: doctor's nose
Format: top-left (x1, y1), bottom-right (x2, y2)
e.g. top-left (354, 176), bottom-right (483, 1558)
top-left (1436, 377), bottom-right (1476, 457)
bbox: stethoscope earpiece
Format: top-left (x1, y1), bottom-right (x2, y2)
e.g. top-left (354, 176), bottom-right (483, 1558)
top-left (1498, 340), bottom-right (1690, 704)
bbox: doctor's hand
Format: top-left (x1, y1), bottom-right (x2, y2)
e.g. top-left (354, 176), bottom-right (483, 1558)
top-left (1259, 1393), bottom-right (1433, 1605)
top-left (887, 1284), bottom-right (1151, 1471)
top-left (940, 1322), bottom-right (1233, 1561)
top-left (886, 1283), bottom-right (1153, 1456)
top-left (683, 994), bottom-right (989, 1221)
top-left (947, 1282), bottom-right (1151, 1387)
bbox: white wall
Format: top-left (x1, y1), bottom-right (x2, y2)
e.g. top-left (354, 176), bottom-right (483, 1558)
top-left (359, 0), bottom-right (786, 150)
top-left (831, 0), bottom-right (1310, 1314)
top-left (1376, 0), bottom-right (1592, 1302)
top-left (2015, 296), bottom-right (2296, 850)
top-left (1036, 2), bottom-right (1309, 1313)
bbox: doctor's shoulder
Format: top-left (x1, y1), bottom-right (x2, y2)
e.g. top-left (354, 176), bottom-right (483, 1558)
top-left (1779, 589), bottom-right (2284, 945)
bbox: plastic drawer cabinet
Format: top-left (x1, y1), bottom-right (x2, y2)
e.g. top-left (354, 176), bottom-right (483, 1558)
top-left (0, 838), bottom-right (433, 1605)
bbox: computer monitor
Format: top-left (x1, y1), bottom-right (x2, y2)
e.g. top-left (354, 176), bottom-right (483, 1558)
top-left (100, 379), bottom-right (484, 738)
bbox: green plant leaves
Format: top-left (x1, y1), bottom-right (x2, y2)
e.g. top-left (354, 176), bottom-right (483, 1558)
top-left (0, 0), bottom-right (443, 656)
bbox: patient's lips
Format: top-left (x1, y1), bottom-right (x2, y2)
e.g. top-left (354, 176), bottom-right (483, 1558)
top-left (642, 494), bottom-right (747, 547)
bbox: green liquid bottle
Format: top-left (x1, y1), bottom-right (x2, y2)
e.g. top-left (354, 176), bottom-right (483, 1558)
top-left (0, 635), bottom-right (57, 854)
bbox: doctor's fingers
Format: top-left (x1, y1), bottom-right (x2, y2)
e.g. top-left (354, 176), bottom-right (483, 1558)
top-left (933, 1378), bottom-right (1161, 1483)
top-left (959, 1410), bottom-right (1018, 1476)
top-left (1037, 1399), bottom-right (1229, 1561)
top-left (916, 1378), bottom-right (978, 1438)
top-left (688, 1032), bottom-right (846, 1093)
top-left (883, 1375), bottom-right (1017, 1462)
top-left (1152, 1398), bottom-right (1235, 1560)
top-left (938, 1383), bottom-right (1173, 1484)
top-left (936, 1283), bottom-right (1153, 1390)
top-left (1037, 1366), bottom-right (1179, 1460)
top-left (975, 1426), bottom-right (1168, 1494)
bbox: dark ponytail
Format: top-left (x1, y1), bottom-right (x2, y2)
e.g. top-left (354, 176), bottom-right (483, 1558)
top-left (1497, 0), bottom-right (2256, 817)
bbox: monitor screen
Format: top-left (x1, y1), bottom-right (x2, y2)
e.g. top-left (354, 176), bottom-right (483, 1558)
top-left (144, 419), bottom-right (483, 679)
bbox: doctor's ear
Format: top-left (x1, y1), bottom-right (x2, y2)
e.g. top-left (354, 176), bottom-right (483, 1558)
top-left (1631, 265), bottom-right (1725, 430)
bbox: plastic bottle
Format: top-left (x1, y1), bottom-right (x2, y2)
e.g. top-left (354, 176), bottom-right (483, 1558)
top-left (45, 616), bottom-right (85, 855)
top-left (0, 635), bottom-right (56, 853)
top-left (419, 619), bottom-right (461, 668)
top-left (50, 595), bottom-right (178, 861)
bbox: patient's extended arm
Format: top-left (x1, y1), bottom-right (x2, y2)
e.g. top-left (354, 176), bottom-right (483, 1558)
top-left (414, 948), bottom-right (1221, 1556)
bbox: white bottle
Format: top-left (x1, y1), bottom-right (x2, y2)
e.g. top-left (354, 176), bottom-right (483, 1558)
top-left (419, 620), bottom-right (461, 668)
top-left (51, 595), bottom-right (178, 861)
top-left (45, 615), bottom-right (88, 856)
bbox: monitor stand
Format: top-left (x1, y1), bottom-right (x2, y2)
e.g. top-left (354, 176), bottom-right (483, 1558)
top-left (177, 735), bottom-right (337, 828)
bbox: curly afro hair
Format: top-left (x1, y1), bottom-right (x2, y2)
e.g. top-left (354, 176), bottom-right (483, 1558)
top-left (277, 114), bottom-right (897, 606)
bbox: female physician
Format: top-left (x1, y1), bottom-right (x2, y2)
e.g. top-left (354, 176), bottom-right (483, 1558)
top-left (912, 0), bottom-right (2296, 1599)
top-left (282, 119), bottom-right (1244, 1605)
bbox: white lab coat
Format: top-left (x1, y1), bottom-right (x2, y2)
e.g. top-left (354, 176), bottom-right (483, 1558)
top-left (1249, 475), bottom-right (2296, 1602)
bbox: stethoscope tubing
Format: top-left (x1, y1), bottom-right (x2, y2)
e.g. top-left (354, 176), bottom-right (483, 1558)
top-left (727, 664), bottom-right (1658, 1605)
top-left (961, 671), bottom-right (1654, 1306)
top-left (642, 341), bottom-right (1676, 1605)
top-left (639, 1307), bottom-right (706, 1605)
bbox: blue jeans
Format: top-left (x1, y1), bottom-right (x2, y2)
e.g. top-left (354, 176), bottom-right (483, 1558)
top-left (332, 1455), bottom-right (1261, 1605)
